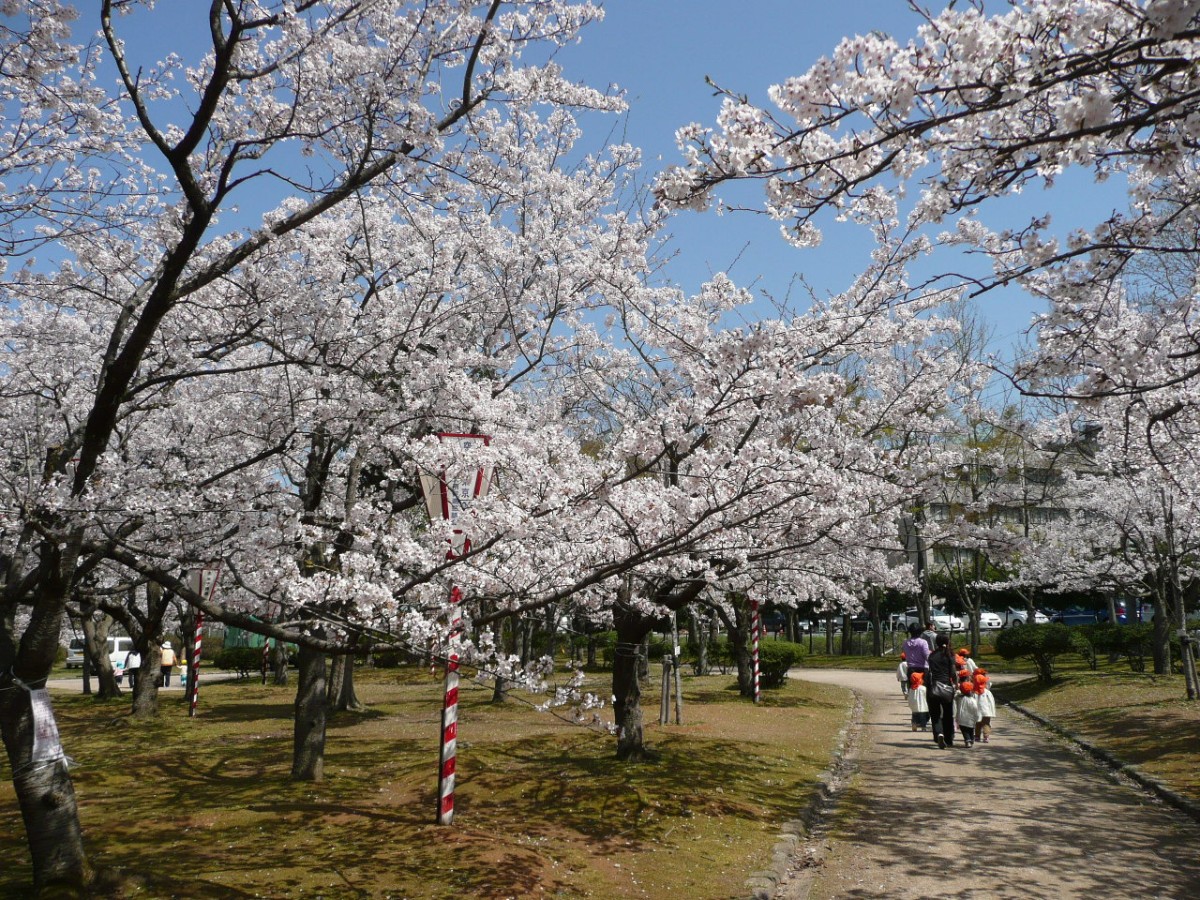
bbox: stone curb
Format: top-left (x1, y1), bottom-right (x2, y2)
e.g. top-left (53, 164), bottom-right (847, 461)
top-left (1005, 699), bottom-right (1200, 825)
top-left (746, 688), bottom-right (865, 900)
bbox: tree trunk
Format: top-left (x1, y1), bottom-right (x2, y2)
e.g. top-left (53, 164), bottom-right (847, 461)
top-left (637, 634), bottom-right (650, 684)
top-left (544, 604), bottom-right (558, 662)
top-left (81, 614), bottom-right (122, 699)
top-left (128, 582), bottom-right (171, 718)
top-left (1152, 593), bottom-right (1170, 675)
top-left (327, 653), bottom-right (364, 713)
top-left (1, 537), bottom-right (90, 891)
top-left (132, 642), bottom-right (162, 718)
top-left (491, 618), bottom-right (509, 704)
top-left (291, 642), bottom-right (327, 780)
top-left (696, 612), bottom-right (711, 676)
top-left (612, 603), bottom-right (654, 761)
top-left (272, 639), bottom-right (289, 686)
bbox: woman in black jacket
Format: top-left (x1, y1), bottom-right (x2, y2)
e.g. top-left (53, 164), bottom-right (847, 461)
top-left (926, 633), bottom-right (957, 749)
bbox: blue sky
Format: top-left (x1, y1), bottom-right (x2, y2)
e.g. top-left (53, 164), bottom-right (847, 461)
top-left (556, 2), bottom-right (1128, 359)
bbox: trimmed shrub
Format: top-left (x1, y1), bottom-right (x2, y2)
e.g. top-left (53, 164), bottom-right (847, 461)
top-left (214, 647), bottom-right (263, 679)
top-left (757, 640), bottom-right (806, 689)
top-left (994, 623), bottom-right (1075, 682)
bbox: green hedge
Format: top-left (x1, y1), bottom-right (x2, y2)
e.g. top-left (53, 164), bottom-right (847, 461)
top-left (994, 623), bottom-right (1076, 682)
top-left (214, 647), bottom-right (263, 679)
top-left (758, 640), bottom-right (806, 689)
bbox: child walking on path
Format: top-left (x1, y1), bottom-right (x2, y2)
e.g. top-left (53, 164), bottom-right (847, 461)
top-left (974, 669), bottom-right (995, 743)
top-left (908, 670), bottom-right (929, 731)
top-left (955, 680), bottom-right (982, 748)
top-left (897, 652), bottom-right (909, 697)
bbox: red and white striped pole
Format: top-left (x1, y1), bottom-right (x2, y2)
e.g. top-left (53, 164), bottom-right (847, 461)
top-left (436, 585), bottom-right (464, 825)
top-left (751, 597), bottom-right (761, 704)
top-left (185, 566), bottom-right (218, 717)
top-left (188, 612), bottom-right (203, 718)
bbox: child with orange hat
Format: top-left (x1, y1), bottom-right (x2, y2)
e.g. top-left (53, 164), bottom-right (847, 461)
top-left (958, 646), bottom-right (978, 675)
top-left (954, 679), bottom-right (982, 748)
top-left (974, 669), bottom-right (995, 743)
top-left (896, 651), bottom-right (909, 698)
top-left (907, 669), bottom-right (930, 731)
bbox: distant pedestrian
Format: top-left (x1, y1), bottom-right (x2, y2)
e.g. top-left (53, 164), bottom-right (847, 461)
top-left (160, 641), bottom-right (177, 687)
top-left (955, 679), bottom-right (981, 748)
top-left (921, 620), bottom-right (938, 651)
top-left (123, 648), bottom-right (142, 693)
top-left (927, 633), bottom-right (957, 749)
top-left (908, 670), bottom-right (930, 732)
top-left (974, 669), bottom-right (996, 743)
top-left (896, 652), bottom-right (909, 697)
top-left (901, 624), bottom-right (930, 692)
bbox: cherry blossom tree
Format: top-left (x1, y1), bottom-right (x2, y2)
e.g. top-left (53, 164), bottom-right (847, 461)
top-left (658, 0), bottom-right (1200, 410)
top-left (0, 0), bottom-right (617, 888)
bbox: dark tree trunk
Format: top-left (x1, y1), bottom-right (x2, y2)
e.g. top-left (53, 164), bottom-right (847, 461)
top-left (132, 643), bottom-right (162, 718)
top-left (637, 634), bottom-right (650, 684)
top-left (0, 537), bottom-right (90, 891)
top-left (696, 612), bottom-right (711, 676)
top-left (273, 639), bottom-right (289, 686)
top-left (544, 604), bottom-right (558, 662)
top-left (491, 618), bottom-right (509, 704)
top-left (327, 653), bottom-right (364, 713)
top-left (291, 642), bottom-right (327, 780)
top-left (1153, 595), bottom-right (1171, 675)
top-left (612, 603), bottom-right (654, 761)
top-left (586, 632), bottom-right (597, 668)
top-left (129, 583), bottom-right (170, 719)
top-left (81, 614), bottom-right (122, 699)
top-left (730, 613), bottom-right (753, 697)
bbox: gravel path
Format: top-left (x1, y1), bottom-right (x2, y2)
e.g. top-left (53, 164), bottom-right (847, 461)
top-left (775, 669), bottom-right (1200, 900)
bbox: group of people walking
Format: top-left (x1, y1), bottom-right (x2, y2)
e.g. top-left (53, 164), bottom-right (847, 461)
top-left (897, 621), bottom-right (995, 749)
top-left (122, 641), bottom-right (180, 690)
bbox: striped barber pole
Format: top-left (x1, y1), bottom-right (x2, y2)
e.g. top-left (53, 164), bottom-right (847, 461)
top-left (436, 585), bottom-right (464, 825)
top-left (751, 597), bottom-right (761, 704)
top-left (188, 612), bottom-right (203, 718)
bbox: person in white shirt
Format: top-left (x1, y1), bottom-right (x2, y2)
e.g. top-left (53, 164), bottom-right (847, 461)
top-left (908, 671), bottom-right (930, 732)
top-left (955, 680), bottom-right (982, 748)
top-left (124, 648), bottom-right (142, 692)
top-left (896, 653), bottom-right (909, 697)
top-left (974, 670), bottom-right (996, 743)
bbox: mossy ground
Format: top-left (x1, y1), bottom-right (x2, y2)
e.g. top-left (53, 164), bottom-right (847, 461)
top-left (995, 670), bottom-right (1200, 801)
top-left (1, 668), bottom-right (848, 898)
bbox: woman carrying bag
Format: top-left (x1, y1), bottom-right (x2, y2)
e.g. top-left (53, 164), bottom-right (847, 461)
top-left (926, 633), bottom-right (957, 749)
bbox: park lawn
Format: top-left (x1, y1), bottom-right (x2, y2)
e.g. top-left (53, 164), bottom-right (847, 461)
top-left (0, 667), bottom-right (849, 899)
top-left (995, 670), bottom-right (1200, 804)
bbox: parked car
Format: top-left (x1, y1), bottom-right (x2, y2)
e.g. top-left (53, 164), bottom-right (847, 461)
top-left (1001, 606), bottom-right (1049, 626)
top-left (1050, 606), bottom-right (1099, 626)
top-left (894, 608), bottom-right (964, 631)
top-left (65, 638), bottom-right (86, 668)
top-left (66, 635), bottom-right (134, 680)
top-left (978, 610), bottom-right (1004, 630)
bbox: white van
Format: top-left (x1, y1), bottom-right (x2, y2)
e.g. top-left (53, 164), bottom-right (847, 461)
top-left (65, 636), bottom-right (135, 680)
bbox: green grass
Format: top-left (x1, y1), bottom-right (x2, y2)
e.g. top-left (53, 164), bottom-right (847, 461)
top-left (992, 670), bottom-right (1200, 801)
top-left (1, 667), bottom-right (849, 898)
